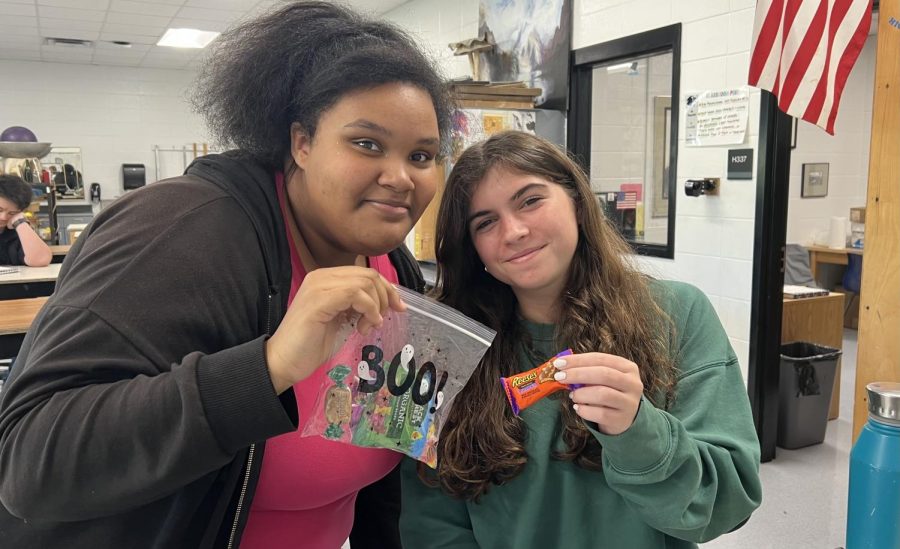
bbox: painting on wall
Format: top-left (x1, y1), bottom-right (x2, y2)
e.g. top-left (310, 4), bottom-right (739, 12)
top-left (477, 0), bottom-right (572, 110)
top-left (450, 109), bottom-right (536, 163)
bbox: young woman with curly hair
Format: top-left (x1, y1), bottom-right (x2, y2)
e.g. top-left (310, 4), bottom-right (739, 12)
top-left (401, 131), bottom-right (762, 549)
top-left (0, 2), bottom-right (452, 547)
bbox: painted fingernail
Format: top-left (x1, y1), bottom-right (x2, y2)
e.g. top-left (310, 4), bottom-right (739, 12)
top-left (572, 404), bottom-right (580, 412)
top-left (553, 358), bottom-right (567, 369)
top-left (568, 391), bottom-right (575, 400)
top-left (553, 371), bottom-right (566, 381)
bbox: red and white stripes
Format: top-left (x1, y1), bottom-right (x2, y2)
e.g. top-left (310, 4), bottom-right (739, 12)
top-left (748, 0), bottom-right (872, 134)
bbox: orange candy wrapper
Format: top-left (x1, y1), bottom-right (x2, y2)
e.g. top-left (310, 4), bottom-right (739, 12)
top-left (501, 349), bottom-right (580, 415)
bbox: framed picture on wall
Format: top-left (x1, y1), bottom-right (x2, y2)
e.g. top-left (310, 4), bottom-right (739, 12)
top-left (801, 163), bottom-right (829, 198)
top-left (652, 95), bottom-right (672, 217)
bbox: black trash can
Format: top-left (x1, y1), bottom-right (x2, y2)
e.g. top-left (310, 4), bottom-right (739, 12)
top-left (777, 341), bottom-right (842, 449)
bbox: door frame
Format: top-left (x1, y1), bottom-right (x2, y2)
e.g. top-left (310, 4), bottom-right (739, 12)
top-left (748, 93), bottom-right (792, 462)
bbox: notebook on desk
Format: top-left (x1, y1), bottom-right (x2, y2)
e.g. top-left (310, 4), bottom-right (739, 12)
top-left (783, 284), bottom-right (830, 299)
top-left (0, 266), bottom-right (20, 275)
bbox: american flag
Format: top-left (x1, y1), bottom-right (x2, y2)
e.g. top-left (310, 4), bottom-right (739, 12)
top-left (748, 0), bottom-right (873, 135)
top-left (616, 191), bottom-right (637, 210)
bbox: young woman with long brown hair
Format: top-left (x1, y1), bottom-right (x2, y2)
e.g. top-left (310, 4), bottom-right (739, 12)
top-left (400, 131), bottom-right (761, 548)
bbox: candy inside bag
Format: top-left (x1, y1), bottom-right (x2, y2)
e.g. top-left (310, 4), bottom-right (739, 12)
top-left (301, 286), bottom-right (495, 467)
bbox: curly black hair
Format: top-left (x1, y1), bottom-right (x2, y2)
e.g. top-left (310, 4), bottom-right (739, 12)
top-left (192, 1), bottom-right (454, 168)
top-left (0, 174), bottom-right (34, 210)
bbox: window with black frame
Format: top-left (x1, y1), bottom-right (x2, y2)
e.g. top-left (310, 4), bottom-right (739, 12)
top-left (568, 24), bottom-right (681, 258)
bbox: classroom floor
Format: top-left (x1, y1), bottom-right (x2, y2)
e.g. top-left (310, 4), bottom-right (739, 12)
top-left (704, 329), bottom-right (857, 549)
top-left (345, 331), bottom-right (858, 549)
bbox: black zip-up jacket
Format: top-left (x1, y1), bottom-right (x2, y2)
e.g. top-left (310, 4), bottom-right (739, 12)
top-left (0, 152), bottom-right (423, 548)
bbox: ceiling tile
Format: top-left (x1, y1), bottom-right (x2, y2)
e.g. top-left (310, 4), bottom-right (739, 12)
top-left (37, 6), bottom-right (107, 21)
top-left (40, 29), bottom-right (100, 41)
top-left (109, 0), bottom-right (180, 17)
top-left (92, 55), bottom-right (148, 65)
top-left (146, 45), bottom-right (196, 57)
top-left (39, 18), bottom-right (104, 32)
top-left (93, 51), bottom-right (146, 62)
top-left (175, 6), bottom-right (243, 22)
top-left (2, 15), bottom-right (38, 28)
top-left (41, 45), bottom-right (94, 60)
top-left (105, 11), bottom-right (173, 26)
top-left (99, 31), bottom-right (160, 45)
top-left (38, 0), bottom-right (111, 10)
top-left (102, 22), bottom-right (166, 36)
top-left (94, 41), bottom-right (151, 52)
top-left (0, 3), bottom-right (36, 16)
top-left (0, 24), bottom-right (40, 37)
top-left (166, 17), bottom-right (227, 32)
top-left (0, 49), bottom-right (43, 61)
top-left (1, 0), bottom-right (293, 67)
top-left (92, 56), bottom-right (144, 67)
top-left (0, 35), bottom-right (42, 47)
top-left (187, 0), bottom-right (258, 10)
top-left (141, 58), bottom-right (191, 69)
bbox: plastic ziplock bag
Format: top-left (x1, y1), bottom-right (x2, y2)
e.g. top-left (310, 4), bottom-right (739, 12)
top-left (300, 285), bottom-right (495, 468)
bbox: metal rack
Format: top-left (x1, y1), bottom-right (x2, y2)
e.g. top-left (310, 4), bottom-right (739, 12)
top-left (151, 143), bottom-right (220, 182)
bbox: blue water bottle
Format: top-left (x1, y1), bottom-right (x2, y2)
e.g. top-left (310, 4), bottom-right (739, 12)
top-left (846, 382), bottom-right (900, 549)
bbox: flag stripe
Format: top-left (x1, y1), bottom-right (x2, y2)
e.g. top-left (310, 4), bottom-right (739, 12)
top-left (774, 0), bottom-right (808, 96)
top-left (802, 0), bottom-right (851, 125)
top-left (818, 0), bottom-right (872, 128)
top-left (748, 0), bottom-right (871, 135)
top-left (749, 0), bottom-right (784, 86)
top-left (823, 3), bottom-right (872, 131)
top-left (778, 0), bottom-right (828, 113)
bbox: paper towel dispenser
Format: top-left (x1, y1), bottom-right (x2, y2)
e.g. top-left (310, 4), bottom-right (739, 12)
top-left (122, 163), bottom-right (146, 190)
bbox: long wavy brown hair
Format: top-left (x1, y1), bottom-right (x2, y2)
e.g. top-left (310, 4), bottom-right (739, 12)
top-left (422, 131), bottom-right (678, 501)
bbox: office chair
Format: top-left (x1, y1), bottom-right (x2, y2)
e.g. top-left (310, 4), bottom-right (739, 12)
top-left (842, 253), bottom-right (863, 316)
top-left (784, 243), bottom-right (817, 287)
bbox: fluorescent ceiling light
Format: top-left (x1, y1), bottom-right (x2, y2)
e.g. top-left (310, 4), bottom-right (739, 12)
top-left (606, 62), bottom-right (633, 73)
top-left (157, 28), bottom-right (219, 49)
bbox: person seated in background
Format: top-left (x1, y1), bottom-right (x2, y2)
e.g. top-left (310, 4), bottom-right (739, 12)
top-left (0, 174), bottom-right (51, 267)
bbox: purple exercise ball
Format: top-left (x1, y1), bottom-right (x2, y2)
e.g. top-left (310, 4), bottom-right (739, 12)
top-left (0, 126), bottom-right (38, 142)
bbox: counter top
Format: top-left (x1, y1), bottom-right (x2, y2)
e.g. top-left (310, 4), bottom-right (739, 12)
top-left (0, 263), bottom-right (61, 285)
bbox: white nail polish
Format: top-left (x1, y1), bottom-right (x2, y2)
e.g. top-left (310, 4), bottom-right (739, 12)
top-left (553, 371), bottom-right (566, 381)
top-left (553, 358), bottom-right (567, 369)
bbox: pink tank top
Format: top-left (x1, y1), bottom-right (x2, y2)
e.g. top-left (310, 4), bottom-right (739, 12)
top-left (240, 174), bottom-right (402, 548)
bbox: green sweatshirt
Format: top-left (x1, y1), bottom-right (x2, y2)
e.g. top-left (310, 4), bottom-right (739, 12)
top-left (400, 280), bottom-right (762, 548)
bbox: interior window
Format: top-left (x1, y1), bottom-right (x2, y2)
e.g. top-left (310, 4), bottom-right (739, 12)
top-left (569, 25), bottom-right (681, 258)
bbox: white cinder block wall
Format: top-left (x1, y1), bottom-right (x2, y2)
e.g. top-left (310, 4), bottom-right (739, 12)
top-left (385, 0), bottom-right (764, 379)
top-left (0, 60), bottom-right (210, 201)
top-left (384, 0), bottom-right (480, 79)
top-left (580, 1), bottom-right (761, 379)
top-left (786, 34), bottom-right (875, 246)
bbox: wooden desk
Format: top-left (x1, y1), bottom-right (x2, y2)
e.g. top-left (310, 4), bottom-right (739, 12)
top-left (782, 292), bottom-right (845, 420)
top-left (49, 245), bottom-right (71, 264)
top-left (0, 297), bottom-right (49, 358)
top-left (806, 245), bottom-right (863, 282)
top-left (0, 263), bottom-right (61, 300)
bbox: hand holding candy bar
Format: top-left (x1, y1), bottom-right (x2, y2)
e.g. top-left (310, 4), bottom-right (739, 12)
top-left (552, 353), bottom-right (644, 436)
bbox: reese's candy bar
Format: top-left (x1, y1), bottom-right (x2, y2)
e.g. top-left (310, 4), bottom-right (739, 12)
top-left (501, 349), bottom-right (581, 415)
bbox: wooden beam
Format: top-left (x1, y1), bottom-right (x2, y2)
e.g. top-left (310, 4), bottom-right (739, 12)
top-left (854, 0), bottom-right (900, 440)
